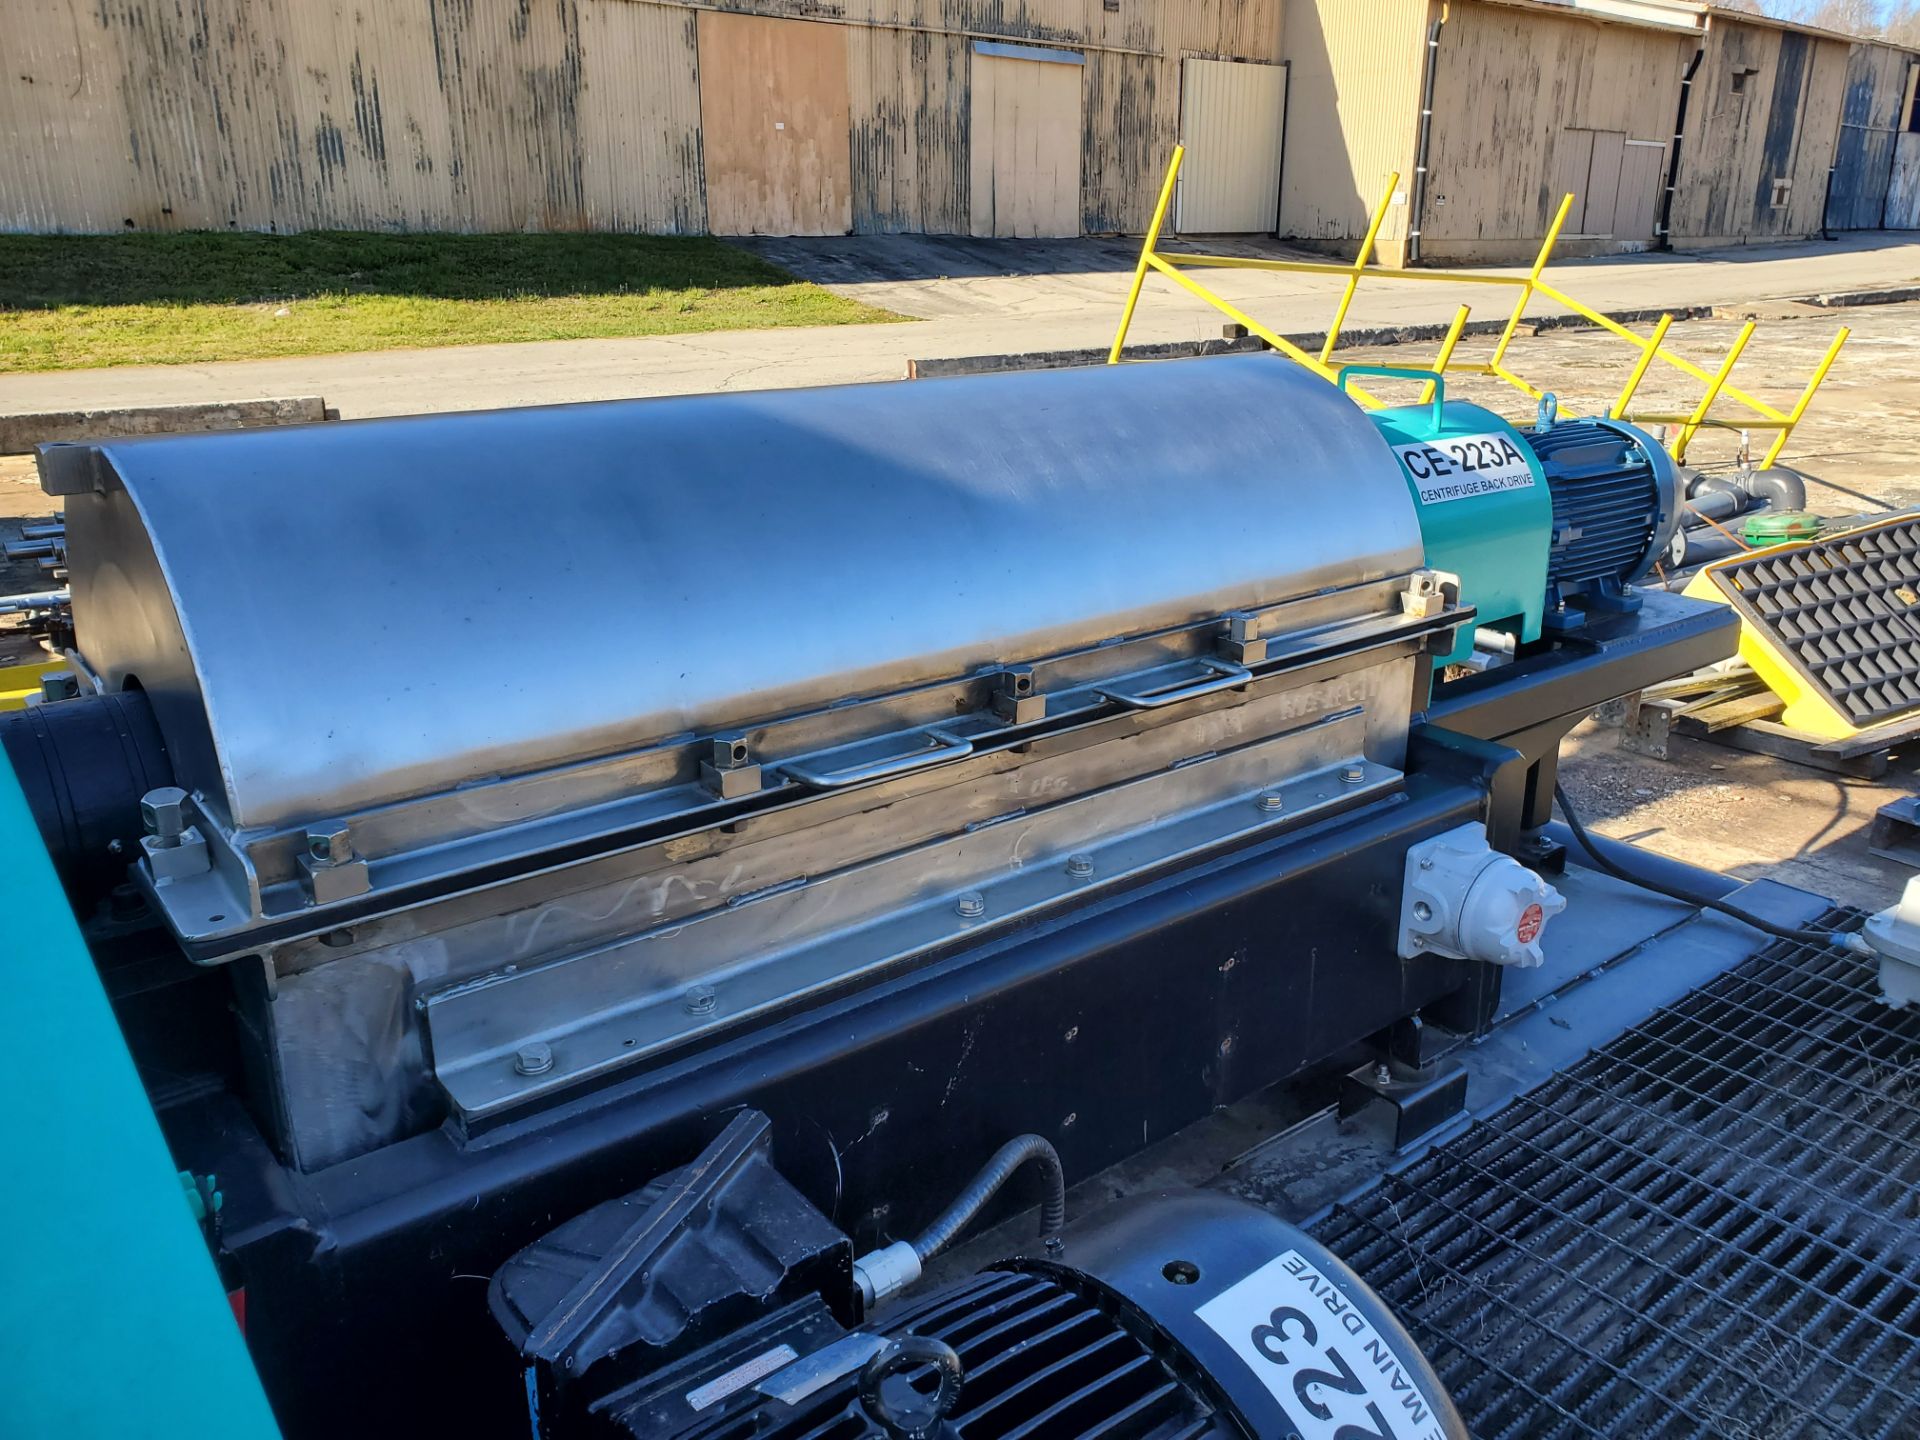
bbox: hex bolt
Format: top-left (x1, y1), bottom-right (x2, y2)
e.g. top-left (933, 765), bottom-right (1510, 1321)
top-left (140, 787), bottom-right (190, 848)
top-left (683, 984), bottom-right (718, 1015)
top-left (1341, 764), bottom-right (1367, 784)
top-left (1066, 853), bottom-right (1095, 879)
top-left (1373, 1061), bottom-right (1393, 1086)
top-left (514, 1041), bottom-right (554, 1077)
top-left (306, 822), bottom-right (354, 866)
top-left (1257, 789), bottom-right (1285, 812)
top-left (955, 891), bottom-right (987, 919)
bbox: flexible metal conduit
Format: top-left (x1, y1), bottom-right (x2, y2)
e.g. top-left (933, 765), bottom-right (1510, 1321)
top-left (911, 1134), bottom-right (1067, 1263)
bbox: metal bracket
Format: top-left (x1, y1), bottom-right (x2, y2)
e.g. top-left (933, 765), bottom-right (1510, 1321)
top-left (1338, 1057), bottom-right (1468, 1151)
top-left (700, 735), bottom-right (764, 799)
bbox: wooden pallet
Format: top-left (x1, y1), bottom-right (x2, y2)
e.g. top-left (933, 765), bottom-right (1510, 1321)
top-left (1613, 664), bottom-right (1920, 779)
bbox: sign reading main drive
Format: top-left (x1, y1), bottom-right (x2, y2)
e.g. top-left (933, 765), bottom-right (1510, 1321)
top-left (1194, 1248), bottom-right (1447, 1440)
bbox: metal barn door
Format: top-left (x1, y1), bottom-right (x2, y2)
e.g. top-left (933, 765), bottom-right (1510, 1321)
top-left (1175, 59), bottom-right (1287, 233)
top-left (1889, 132), bottom-right (1920, 229)
top-left (968, 42), bottom-right (1084, 238)
top-left (698, 12), bottom-right (853, 235)
top-left (1825, 44), bottom-right (1908, 231)
top-left (1551, 128), bottom-right (1625, 236)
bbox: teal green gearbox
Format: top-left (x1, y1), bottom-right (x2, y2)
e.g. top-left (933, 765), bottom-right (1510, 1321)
top-left (1347, 368), bottom-right (1553, 667)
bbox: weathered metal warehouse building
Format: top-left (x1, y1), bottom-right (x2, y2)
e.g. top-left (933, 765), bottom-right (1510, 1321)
top-left (1, 0), bottom-right (1915, 253)
top-left (1284, 0), bottom-right (1920, 264)
top-left (0, 0), bottom-right (1281, 238)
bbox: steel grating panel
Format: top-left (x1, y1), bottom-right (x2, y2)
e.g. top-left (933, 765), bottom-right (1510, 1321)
top-left (1311, 915), bottom-right (1920, 1440)
top-left (1707, 517), bottom-right (1920, 729)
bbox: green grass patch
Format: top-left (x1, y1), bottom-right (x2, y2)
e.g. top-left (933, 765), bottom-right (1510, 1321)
top-left (0, 231), bottom-right (905, 372)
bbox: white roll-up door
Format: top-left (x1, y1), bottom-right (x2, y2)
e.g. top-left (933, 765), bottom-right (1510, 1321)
top-left (1176, 58), bottom-right (1287, 234)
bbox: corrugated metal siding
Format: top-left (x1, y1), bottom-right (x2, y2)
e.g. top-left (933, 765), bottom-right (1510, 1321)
top-left (2, 0), bottom-right (1283, 236)
top-left (1277, 0), bottom-right (1427, 258)
top-left (1175, 59), bottom-right (1285, 232)
top-left (1080, 50), bottom-right (1175, 234)
top-left (848, 27), bottom-right (968, 234)
top-left (1826, 42), bottom-right (1913, 230)
top-left (1888, 130), bottom-right (1920, 229)
top-left (1, 0), bottom-right (702, 233)
top-left (1418, 2), bottom-right (1689, 256)
top-left (1668, 18), bottom-right (1852, 247)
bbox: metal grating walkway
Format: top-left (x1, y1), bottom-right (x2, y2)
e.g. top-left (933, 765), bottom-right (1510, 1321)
top-left (1312, 917), bottom-right (1920, 1440)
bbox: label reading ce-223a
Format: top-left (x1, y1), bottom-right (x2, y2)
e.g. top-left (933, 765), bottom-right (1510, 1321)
top-left (1393, 431), bottom-right (1536, 506)
top-left (1194, 1249), bottom-right (1446, 1440)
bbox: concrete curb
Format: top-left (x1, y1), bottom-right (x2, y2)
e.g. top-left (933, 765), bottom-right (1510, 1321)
top-left (0, 396), bottom-right (332, 455)
top-left (1806, 284), bottom-right (1920, 308)
top-left (908, 335), bottom-right (1266, 378)
top-left (909, 306), bottom-right (1721, 379)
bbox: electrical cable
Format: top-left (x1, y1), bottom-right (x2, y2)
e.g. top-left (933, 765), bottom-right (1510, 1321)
top-left (1554, 781), bottom-right (1848, 948)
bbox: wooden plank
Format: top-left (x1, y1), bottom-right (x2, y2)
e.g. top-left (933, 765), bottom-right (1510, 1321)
top-left (698, 11), bottom-right (853, 236)
top-left (1678, 716), bottom-right (1892, 778)
top-left (1688, 691), bottom-right (1785, 732)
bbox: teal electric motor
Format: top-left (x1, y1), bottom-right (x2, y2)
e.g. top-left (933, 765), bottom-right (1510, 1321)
top-left (1344, 367), bottom-right (1681, 667)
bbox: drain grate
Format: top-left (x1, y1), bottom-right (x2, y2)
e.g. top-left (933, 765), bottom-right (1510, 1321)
top-left (1312, 916), bottom-right (1920, 1440)
top-left (1705, 517), bottom-right (1920, 729)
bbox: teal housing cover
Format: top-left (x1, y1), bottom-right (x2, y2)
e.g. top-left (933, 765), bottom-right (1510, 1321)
top-left (1355, 372), bottom-right (1554, 667)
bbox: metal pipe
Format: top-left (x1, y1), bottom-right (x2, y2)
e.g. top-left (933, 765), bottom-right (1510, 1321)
top-left (0, 590), bottom-right (68, 615)
top-left (1657, 47), bottom-right (1703, 251)
top-left (1407, 3), bottom-right (1449, 267)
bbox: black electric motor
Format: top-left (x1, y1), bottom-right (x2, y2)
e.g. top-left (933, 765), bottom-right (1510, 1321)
top-left (490, 1113), bottom-right (1465, 1440)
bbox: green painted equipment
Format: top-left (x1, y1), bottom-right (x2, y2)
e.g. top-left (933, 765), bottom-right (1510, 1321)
top-left (0, 760), bottom-right (279, 1440)
top-left (1352, 369), bottom-right (1682, 666)
top-left (1351, 369), bottom-right (1552, 666)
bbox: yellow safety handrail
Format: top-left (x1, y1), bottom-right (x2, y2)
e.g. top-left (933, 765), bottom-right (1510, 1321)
top-left (1108, 148), bottom-right (1848, 468)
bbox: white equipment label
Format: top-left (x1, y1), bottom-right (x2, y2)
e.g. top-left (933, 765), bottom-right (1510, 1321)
top-left (1393, 431), bottom-right (1537, 505)
top-left (1195, 1249), bottom-right (1446, 1440)
top-left (685, 1343), bottom-right (798, 1412)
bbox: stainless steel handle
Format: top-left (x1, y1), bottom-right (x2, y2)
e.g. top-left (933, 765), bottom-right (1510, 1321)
top-left (1094, 658), bottom-right (1253, 710)
top-left (779, 730), bottom-right (976, 789)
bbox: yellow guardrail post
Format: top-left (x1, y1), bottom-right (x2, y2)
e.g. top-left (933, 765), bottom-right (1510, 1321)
top-left (1673, 320), bottom-right (1756, 462)
top-left (1761, 326), bottom-right (1850, 468)
top-left (1318, 172), bottom-right (1400, 364)
top-left (1488, 192), bottom-right (1574, 376)
top-left (1421, 305), bottom-right (1471, 404)
top-left (1109, 147), bottom-right (1185, 365)
top-left (1610, 312), bottom-right (1674, 419)
top-left (1141, 254), bottom-right (1382, 406)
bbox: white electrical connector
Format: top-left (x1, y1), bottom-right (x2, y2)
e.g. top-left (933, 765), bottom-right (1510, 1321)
top-left (1857, 876), bottom-right (1920, 1008)
top-left (1399, 823), bottom-right (1566, 969)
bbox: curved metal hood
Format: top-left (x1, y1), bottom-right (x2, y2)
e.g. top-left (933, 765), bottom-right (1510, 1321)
top-left (53, 356), bottom-right (1422, 830)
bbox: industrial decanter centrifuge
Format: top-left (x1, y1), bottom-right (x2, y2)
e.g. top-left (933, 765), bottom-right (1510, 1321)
top-left (7, 356), bottom-right (1788, 1439)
